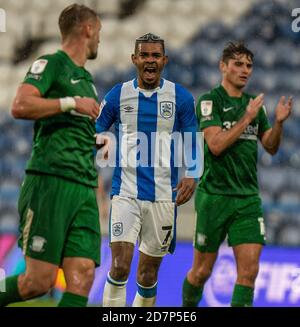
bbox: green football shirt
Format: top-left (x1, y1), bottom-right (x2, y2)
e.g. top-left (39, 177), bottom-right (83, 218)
top-left (196, 85), bottom-right (271, 196)
top-left (23, 50), bottom-right (99, 187)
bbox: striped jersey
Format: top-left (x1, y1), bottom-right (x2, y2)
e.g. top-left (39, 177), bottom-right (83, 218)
top-left (96, 78), bottom-right (200, 202)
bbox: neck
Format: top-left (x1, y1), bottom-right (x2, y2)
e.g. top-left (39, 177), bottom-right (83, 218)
top-left (138, 78), bottom-right (160, 90)
top-left (62, 38), bottom-right (87, 67)
top-left (221, 80), bottom-right (243, 97)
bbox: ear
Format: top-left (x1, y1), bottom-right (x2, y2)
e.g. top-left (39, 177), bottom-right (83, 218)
top-left (85, 24), bottom-right (93, 38)
top-left (164, 55), bottom-right (169, 65)
top-left (219, 60), bottom-right (226, 74)
top-left (131, 54), bottom-right (136, 64)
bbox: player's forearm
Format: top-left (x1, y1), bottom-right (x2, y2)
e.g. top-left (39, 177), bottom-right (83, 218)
top-left (12, 95), bottom-right (62, 120)
top-left (262, 121), bottom-right (283, 155)
top-left (209, 114), bottom-right (252, 156)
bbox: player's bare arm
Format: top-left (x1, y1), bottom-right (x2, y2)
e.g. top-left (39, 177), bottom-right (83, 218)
top-left (11, 84), bottom-right (99, 120)
top-left (260, 96), bottom-right (293, 155)
top-left (204, 93), bottom-right (264, 156)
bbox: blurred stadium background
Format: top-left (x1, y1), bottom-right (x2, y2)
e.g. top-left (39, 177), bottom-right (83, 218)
top-left (1, 0), bottom-right (300, 306)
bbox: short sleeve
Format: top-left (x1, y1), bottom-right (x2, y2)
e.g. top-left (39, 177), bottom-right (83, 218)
top-left (23, 55), bottom-right (60, 95)
top-left (196, 94), bottom-right (222, 130)
top-left (176, 85), bottom-right (197, 129)
top-left (259, 105), bottom-right (272, 134)
top-left (96, 84), bottom-right (121, 133)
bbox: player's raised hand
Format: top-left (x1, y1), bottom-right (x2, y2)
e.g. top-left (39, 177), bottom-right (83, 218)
top-left (174, 177), bottom-right (197, 206)
top-left (75, 97), bottom-right (100, 120)
top-left (245, 93), bottom-right (264, 121)
top-left (275, 96), bottom-right (293, 123)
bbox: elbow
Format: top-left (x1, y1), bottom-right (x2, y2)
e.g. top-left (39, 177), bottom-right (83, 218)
top-left (267, 148), bottom-right (278, 156)
top-left (11, 107), bottom-right (21, 119)
top-left (209, 145), bottom-right (223, 157)
top-left (11, 97), bottom-right (25, 119)
top-left (264, 142), bottom-right (279, 156)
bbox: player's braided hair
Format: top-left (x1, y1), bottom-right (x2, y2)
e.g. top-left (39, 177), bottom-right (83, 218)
top-left (59, 4), bottom-right (98, 39)
top-left (135, 33), bottom-right (165, 54)
top-left (222, 42), bottom-right (254, 63)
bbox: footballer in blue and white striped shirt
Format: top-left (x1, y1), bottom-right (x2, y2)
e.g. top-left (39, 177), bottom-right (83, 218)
top-left (96, 33), bottom-right (203, 307)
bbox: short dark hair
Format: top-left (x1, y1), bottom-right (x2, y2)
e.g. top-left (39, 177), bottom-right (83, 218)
top-left (135, 33), bottom-right (165, 54)
top-left (222, 42), bottom-right (254, 63)
top-left (59, 4), bottom-right (98, 39)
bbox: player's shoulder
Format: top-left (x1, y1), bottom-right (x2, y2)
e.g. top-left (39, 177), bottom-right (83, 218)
top-left (166, 80), bottom-right (194, 104)
top-left (107, 82), bottom-right (123, 95)
top-left (29, 52), bottom-right (62, 74)
top-left (197, 86), bottom-right (221, 103)
top-left (38, 51), bottom-right (63, 64)
top-left (104, 82), bottom-right (123, 105)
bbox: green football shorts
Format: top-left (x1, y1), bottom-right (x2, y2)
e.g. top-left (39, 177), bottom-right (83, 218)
top-left (193, 190), bottom-right (266, 252)
top-left (18, 173), bottom-right (101, 266)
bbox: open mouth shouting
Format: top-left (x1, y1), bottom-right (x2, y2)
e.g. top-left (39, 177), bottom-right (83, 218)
top-left (144, 66), bottom-right (157, 81)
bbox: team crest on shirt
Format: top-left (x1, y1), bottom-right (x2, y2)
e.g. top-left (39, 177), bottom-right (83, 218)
top-left (160, 101), bottom-right (174, 119)
top-left (112, 222), bottom-right (123, 237)
top-left (201, 100), bottom-right (212, 117)
top-left (30, 59), bottom-right (48, 74)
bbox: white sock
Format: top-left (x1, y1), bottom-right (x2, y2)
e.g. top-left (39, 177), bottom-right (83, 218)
top-left (132, 281), bottom-right (157, 307)
top-left (132, 292), bottom-right (156, 307)
top-left (102, 274), bottom-right (127, 307)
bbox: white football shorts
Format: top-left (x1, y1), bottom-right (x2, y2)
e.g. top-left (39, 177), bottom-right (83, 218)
top-left (109, 195), bottom-right (176, 257)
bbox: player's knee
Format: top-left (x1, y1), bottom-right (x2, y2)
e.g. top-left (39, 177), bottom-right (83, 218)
top-left (193, 266), bottom-right (213, 284)
top-left (110, 263), bottom-right (131, 281)
top-left (68, 262), bottom-right (95, 292)
top-left (80, 266), bottom-right (95, 291)
top-left (21, 273), bottom-right (55, 298)
top-left (137, 268), bottom-right (158, 287)
top-left (238, 263), bottom-right (259, 283)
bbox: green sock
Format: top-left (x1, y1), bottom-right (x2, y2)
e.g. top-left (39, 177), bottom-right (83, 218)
top-left (231, 284), bottom-right (254, 307)
top-left (0, 275), bottom-right (22, 307)
top-left (182, 277), bottom-right (203, 307)
top-left (58, 292), bottom-right (88, 307)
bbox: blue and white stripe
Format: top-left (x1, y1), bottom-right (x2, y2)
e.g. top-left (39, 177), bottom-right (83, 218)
top-left (96, 78), bottom-right (200, 202)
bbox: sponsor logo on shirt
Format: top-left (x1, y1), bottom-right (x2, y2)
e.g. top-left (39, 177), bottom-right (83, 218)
top-left (223, 121), bottom-right (259, 141)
